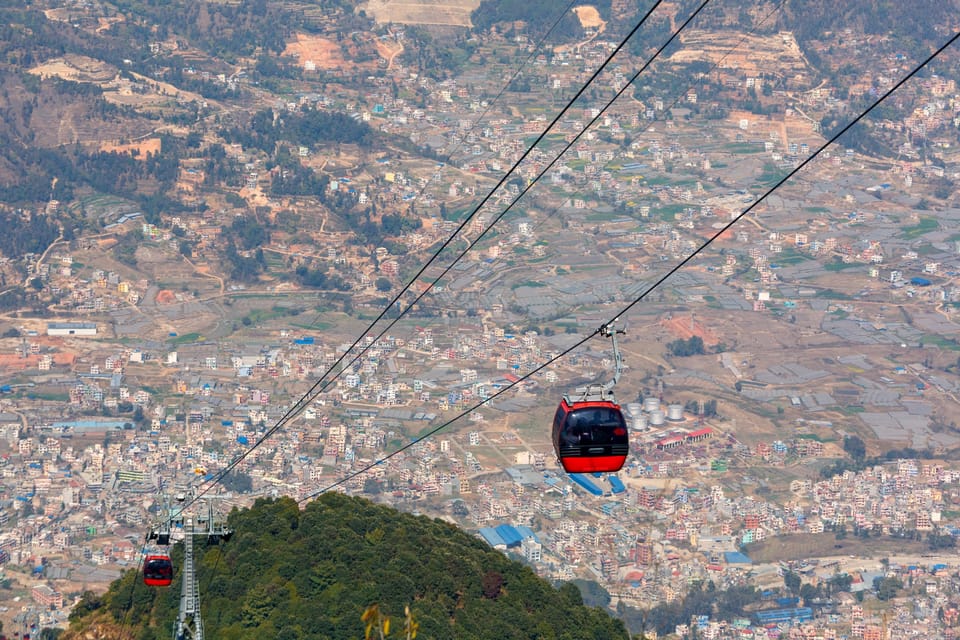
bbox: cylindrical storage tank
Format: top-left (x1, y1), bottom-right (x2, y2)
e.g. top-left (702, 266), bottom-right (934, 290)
top-left (626, 403), bottom-right (643, 419)
top-left (649, 409), bottom-right (665, 426)
top-left (629, 413), bottom-right (648, 432)
top-left (643, 397), bottom-right (660, 413)
top-left (667, 404), bottom-right (684, 421)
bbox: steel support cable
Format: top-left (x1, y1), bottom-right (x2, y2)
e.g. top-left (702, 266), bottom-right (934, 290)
top-left (306, 27), bottom-right (960, 499)
top-left (301, 0), bottom-right (720, 410)
top-left (390, 0), bottom-right (717, 313)
top-left (116, 537), bottom-right (151, 639)
top-left (200, 542), bottom-right (227, 631)
top-left (298, 0), bottom-right (579, 331)
top-left (281, 0), bottom-right (718, 446)
top-left (489, 0), bottom-right (790, 255)
top-left (180, 0), bottom-right (669, 511)
top-left (155, 2), bottom-right (597, 523)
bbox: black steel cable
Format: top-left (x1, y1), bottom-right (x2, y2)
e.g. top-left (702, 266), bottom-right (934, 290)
top-left (478, 0), bottom-right (790, 265)
top-left (115, 536), bottom-right (151, 639)
top-left (154, 2), bottom-right (590, 523)
top-left (305, 27), bottom-right (960, 499)
top-left (295, 0), bottom-right (578, 332)
top-left (398, 0), bottom-right (716, 313)
top-left (200, 541), bottom-right (227, 631)
top-left (294, 0), bottom-right (579, 330)
top-left (182, 0), bottom-right (669, 509)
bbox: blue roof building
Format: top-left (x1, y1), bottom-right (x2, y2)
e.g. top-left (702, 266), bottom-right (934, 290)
top-left (754, 607), bottom-right (813, 625)
top-left (478, 524), bottom-right (539, 549)
top-left (724, 551), bottom-right (752, 564)
top-left (568, 474), bottom-right (603, 496)
top-left (609, 476), bottom-right (626, 493)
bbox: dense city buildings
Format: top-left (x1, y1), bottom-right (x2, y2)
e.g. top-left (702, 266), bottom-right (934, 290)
top-left (2, 0), bottom-right (960, 637)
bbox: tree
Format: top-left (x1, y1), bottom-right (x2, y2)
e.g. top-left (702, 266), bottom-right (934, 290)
top-left (68, 591), bottom-right (103, 630)
top-left (783, 570), bottom-right (801, 594)
top-left (481, 571), bottom-right (504, 600)
top-left (799, 583), bottom-right (818, 605)
top-left (827, 573), bottom-right (852, 594)
top-left (376, 277), bottom-right (392, 292)
top-left (362, 604), bottom-right (419, 640)
top-left (220, 471), bottom-right (253, 494)
top-left (874, 576), bottom-right (902, 601)
top-left (69, 494), bottom-right (630, 638)
top-left (843, 435), bottom-right (866, 462)
top-left (928, 531), bottom-right (956, 550)
top-left (572, 579), bottom-right (611, 608)
top-left (667, 336), bottom-right (705, 357)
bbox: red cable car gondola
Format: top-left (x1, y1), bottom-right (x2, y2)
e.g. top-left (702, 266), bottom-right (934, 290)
top-left (553, 397), bottom-right (628, 473)
top-left (552, 324), bottom-right (629, 473)
top-left (143, 554), bottom-right (173, 587)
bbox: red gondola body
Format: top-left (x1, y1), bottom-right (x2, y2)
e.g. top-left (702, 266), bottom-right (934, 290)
top-left (552, 397), bottom-right (628, 473)
top-left (143, 555), bottom-right (173, 587)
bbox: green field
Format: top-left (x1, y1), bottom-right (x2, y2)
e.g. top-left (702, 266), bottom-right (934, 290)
top-left (169, 332), bottom-right (202, 344)
top-left (19, 392), bottom-right (70, 402)
top-left (657, 203), bottom-right (690, 218)
top-left (726, 142), bottom-right (764, 154)
top-left (290, 320), bottom-right (335, 331)
top-left (512, 280), bottom-right (546, 289)
top-left (795, 433), bottom-right (836, 443)
top-left (824, 261), bottom-right (860, 272)
top-left (919, 334), bottom-right (960, 351)
top-left (902, 216), bottom-right (938, 239)
top-left (772, 250), bottom-right (811, 266)
top-left (815, 288), bottom-right (853, 300)
top-left (584, 210), bottom-right (619, 222)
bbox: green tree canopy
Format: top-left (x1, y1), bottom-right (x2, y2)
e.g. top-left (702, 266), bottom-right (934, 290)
top-left (65, 495), bottom-right (629, 640)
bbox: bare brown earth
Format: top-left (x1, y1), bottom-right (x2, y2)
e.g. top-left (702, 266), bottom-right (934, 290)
top-left (668, 31), bottom-right (808, 78)
top-left (747, 533), bottom-right (931, 563)
top-left (662, 314), bottom-right (721, 346)
top-left (360, 0), bottom-right (481, 27)
top-left (156, 289), bottom-right (176, 304)
top-left (0, 351), bottom-right (75, 371)
top-left (29, 55), bottom-right (116, 83)
top-left (283, 34), bottom-right (348, 70)
top-left (375, 37), bottom-right (405, 69)
top-left (572, 5), bottom-right (605, 29)
top-left (100, 137), bottom-right (162, 160)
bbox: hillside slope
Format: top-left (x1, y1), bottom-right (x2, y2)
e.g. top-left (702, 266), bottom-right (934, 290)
top-left (63, 494), bottom-right (630, 640)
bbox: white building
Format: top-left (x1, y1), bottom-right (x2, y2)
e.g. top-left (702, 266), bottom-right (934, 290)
top-left (521, 537), bottom-right (542, 562)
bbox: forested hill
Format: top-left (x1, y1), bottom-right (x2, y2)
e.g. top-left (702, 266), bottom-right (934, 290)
top-left (62, 494), bottom-right (630, 640)
top-left (471, 0), bottom-right (613, 42)
top-left (777, 0), bottom-right (960, 44)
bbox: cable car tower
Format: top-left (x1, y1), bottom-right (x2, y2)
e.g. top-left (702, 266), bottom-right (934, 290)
top-left (147, 490), bottom-right (232, 640)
